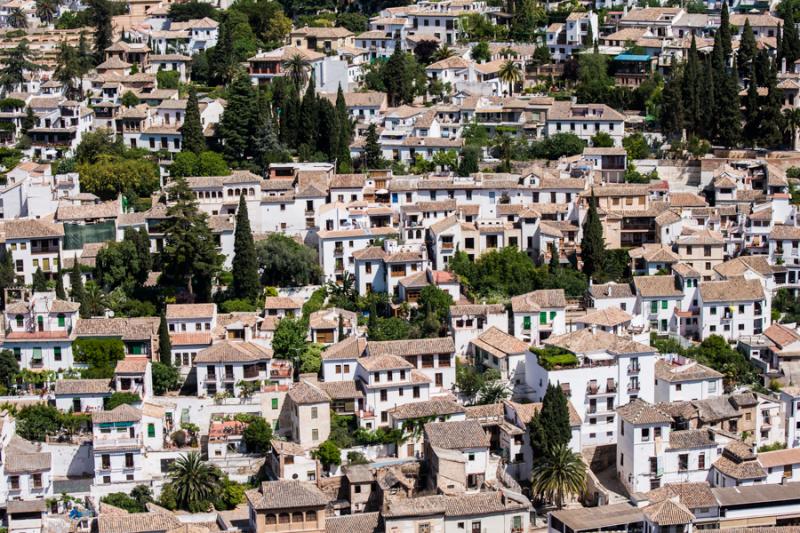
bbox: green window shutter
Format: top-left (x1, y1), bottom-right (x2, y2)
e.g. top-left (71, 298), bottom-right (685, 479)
top-left (539, 312), bottom-right (547, 325)
top-left (57, 315), bottom-right (65, 327)
top-left (147, 423), bottom-right (155, 438)
top-left (54, 347), bottom-right (61, 358)
top-left (550, 311), bottom-right (556, 320)
top-left (650, 301), bottom-right (657, 313)
top-left (130, 344), bottom-right (142, 355)
top-left (271, 398), bottom-right (279, 410)
top-left (661, 300), bottom-right (668, 310)
top-left (523, 316), bottom-right (531, 329)
top-left (32, 348), bottom-right (42, 360)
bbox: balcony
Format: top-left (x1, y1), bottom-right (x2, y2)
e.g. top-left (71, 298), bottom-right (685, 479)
top-left (222, 373), bottom-right (235, 382)
top-left (334, 246), bottom-right (344, 256)
top-left (628, 383), bottom-right (640, 394)
top-left (627, 364), bottom-right (640, 375)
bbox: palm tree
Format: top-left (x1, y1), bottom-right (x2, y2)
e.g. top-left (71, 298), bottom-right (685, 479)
top-left (530, 443), bottom-right (587, 509)
top-left (167, 452), bottom-right (221, 512)
top-left (784, 108), bottom-right (800, 150)
top-left (7, 7), bottom-right (27, 28)
top-left (283, 53), bottom-right (310, 89)
top-left (35, 0), bottom-right (57, 25)
top-left (432, 45), bottom-right (457, 62)
top-left (82, 281), bottom-right (108, 317)
top-left (477, 380), bottom-right (511, 404)
top-left (498, 59), bottom-right (523, 96)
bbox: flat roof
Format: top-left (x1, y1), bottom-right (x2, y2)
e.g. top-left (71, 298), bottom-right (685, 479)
top-left (713, 483), bottom-right (800, 508)
top-left (549, 503), bottom-right (643, 531)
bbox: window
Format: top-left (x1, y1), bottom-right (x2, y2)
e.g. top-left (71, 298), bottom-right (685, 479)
top-left (57, 314), bottom-right (65, 327)
top-left (678, 453), bottom-right (688, 471)
top-left (32, 473), bottom-right (42, 488)
top-left (272, 398), bottom-right (279, 410)
top-left (312, 428), bottom-right (319, 440)
top-left (642, 428), bottom-right (650, 441)
top-left (125, 453), bottom-right (134, 468)
top-left (699, 453), bottom-right (705, 470)
top-left (148, 423), bottom-right (155, 438)
top-left (650, 301), bottom-right (658, 314)
top-left (380, 390), bottom-right (388, 401)
top-left (311, 407), bottom-right (318, 419)
top-left (54, 347), bottom-right (61, 361)
top-left (661, 300), bottom-right (668, 310)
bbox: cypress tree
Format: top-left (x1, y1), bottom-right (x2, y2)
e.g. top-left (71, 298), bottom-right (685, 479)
top-left (682, 36), bottom-right (701, 135)
top-left (335, 85), bottom-right (353, 172)
top-left (55, 271), bottom-right (66, 299)
top-left (660, 63), bottom-right (684, 139)
top-left (737, 19), bottom-right (756, 79)
top-left (529, 383), bottom-right (572, 460)
top-left (88, 0), bottom-right (113, 66)
top-left (231, 194), bottom-right (260, 302)
top-left (782, 12), bottom-right (800, 65)
top-left (580, 189), bottom-right (605, 280)
top-left (548, 242), bottom-right (559, 273)
top-left (699, 59), bottom-right (716, 140)
top-left (364, 123), bottom-right (382, 168)
top-left (253, 91), bottom-right (282, 175)
top-left (299, 73), bottom-right (318, 149)
top-left (755, 48), bottom-right (771, 86)
top-left (279, 83), bottom-right (300, 149)
top-left (158, 313), bottom-right (172, 366)
top-left (219, 74), bottom-right (256, 162)
top-left (180, 86), bottom-right (205, 155)
top-left (716, 61), bottom-right (742, 148)
top-left (719, 0), bottom-right (732, 61)
top-left (744, 64), bottom-right (761, 145)
top-left (70, 259), bottom-right (87, 318)
top-left (758, 60), bottom-right (785, 148)
top-left (315, 98), bottom-right (337, 159)
top-left (32, 267), bottom-right (47, 292)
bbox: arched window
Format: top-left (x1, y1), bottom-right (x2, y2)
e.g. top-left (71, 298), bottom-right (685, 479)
top-left (291, 512), bottom-right (303, 523)
top-left (278, 513), bottom-right (290, 524)
top-left (249, 188), bottom-right (255, 196)
top-left (306, 510), bottom-right (317, 522)
top-left (227, 190), bottom-right (233, 196)
top-left (265, 514), bottom-right (277, 525)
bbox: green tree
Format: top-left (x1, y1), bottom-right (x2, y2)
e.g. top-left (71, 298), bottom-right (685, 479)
top-left (7, 7), bottom-right (27, 28)
top-left (0, 247), bottom-right (15, 308)
top-left (529, 383), bottom-right (572, 459)
top-left (54, 40), bottom-right (82, 99)
top-left (719, 0), bottom-right (732, 60)
top-left (16, 404), bottom-right (63, 441)
top-left (363, 123), bottom-right (383, 168)
top-left (300, 343), bottom-right (323, 374)
top-left (70, 260), bottom-right (86, 317)
top-left (334, 85), bottom-right (353, 172)
top-left (580, 190), bottom-right (605, 280)
top-left (180, 86), bottom-right (205, 155)
top-left (471, 41), bottom-right (491, 62)
top-left (311, 440), bottom-right (342, 471)
top-left (716, 63), bottom-right (742, 148)
top-left (455, 360), bottom-right (484, 404)
top-left (152, 361), bottom-right (181, 395)
top-left (477, 380), bottom-right (511, 404)
top-left (530, 444), bottom-right (587, 509)
top-left (77, 156), bottom-right (159, 201)
top-left (231, 194), bottom-right (260, 302)
top-left (219, 74), bottom-right (257, 162)
top-left (162, 177), bottom-right (222, 301)
top-left (758, 61), bottom-right (785, 149)
top-left (575, 53), bottom-right (614, 104)
top-left (55, 270), bottom-right (66, 299)
top-left (242, 416), bottom-right (273, 453)
top-left (368, 316), bottom-right (412, 341)
top-left (0, 40), bottom-right (37, 91)
top-left (384, 45), bottom-right (414, 106)
top-left (743, 64), bottom-right (761, 145)
top-left (660, 64), bottom-right (684, 138)
top-left (738, 18), bottom-right (756, 78)
top-left (530, 133), bottom-right (586, 159)
top-left (458, 145), bottom-right (480, 175)
top-left (510, 0), bottom-right (545, 41)
top-left (252, 91), bottom-right (284, 174)
top-left (158, 314), bottom-right (172, 366)
top-left (101, 492), bottom-right (148, 513)
top-left (73, 338), bottom-right (125, 378)
top-left (106, 392), bottom-right (140, 410)
top-left (32, 267), bottom-right (47, 292)
top-left (498, 59), bottom-right (522, 96)
top-left (283, 53), bottom-right (311, 89)
top-left (590, 131), bottom-right (614, 148)
top-left (622, 133), bottom-right (650, 159)
top-left (0, 349), bottom-right (20, 389)
top-left (682, 35), bottom-right (701, 134)
top-left (272, 316), bottom-right (308, 366)
top-left (166, 452), bottom-right (222, 512)
top-left (256, 233), bottom-right (321, 287)
top-left (88, 0), bottom-right (113, 65)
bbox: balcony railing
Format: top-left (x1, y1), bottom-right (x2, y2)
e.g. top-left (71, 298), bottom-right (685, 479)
top-left (627, 365), bottom-right (640, 375)
top-left (628, 384), bottom-right (640, 393)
